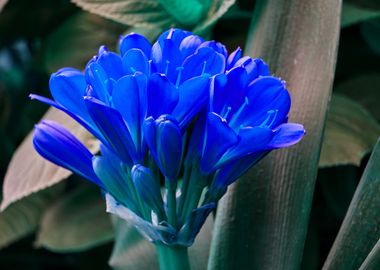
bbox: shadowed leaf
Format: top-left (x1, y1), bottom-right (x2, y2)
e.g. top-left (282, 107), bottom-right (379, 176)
top-left (0, 184), bottom-right (64, 249)
top-left (36, 184), bottom-right (114, 252)
top-left (319, 94), bottom-right (380, 167)
top-left (335, 72), bottom-right (380, 121)
top-left (44, 12), bottom-right (124, 73)
top-left (360, 238), bottom-right (380, 270)
top-left (323, 139), bottom-right (380, 270)
top-left (342, 3), bottom-right (380, 28)
top-left (361, 18), bottom-right (380, 56)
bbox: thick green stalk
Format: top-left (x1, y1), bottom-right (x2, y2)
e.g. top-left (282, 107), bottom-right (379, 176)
top-left (156, 245), bottom-right (191, 270)
top-left (165, 178), bottom-right (177, 228)
top-left (208, 0), bottom-right (341, 269)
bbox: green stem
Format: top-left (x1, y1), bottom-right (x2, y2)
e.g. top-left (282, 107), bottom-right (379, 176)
top-left (177, 162), bottom-right (192, 221)
top-left (165, 177), bottom-right (177, 228)
top-left (156, 245), bottom-right (191, 270)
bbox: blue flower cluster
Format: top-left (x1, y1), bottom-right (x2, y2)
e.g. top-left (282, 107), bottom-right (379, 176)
top-left (31, 29), bottom-right (305, 246)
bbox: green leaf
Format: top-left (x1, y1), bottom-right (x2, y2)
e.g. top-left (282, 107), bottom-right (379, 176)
top-left (208, 0), bottom-right (341, 269)
top-left (71, 0), bottom-right (235, 38)
top-left (322, 139), bottom-right (380, 270)
top-left (109, 216), bottom-right (213, 270)
top-left (36, 184), bottom-right (114, 252)
top-left (359, 239), bottom-right (380, 270)
top-left (319, 94), bottom-right (380, 167)
top-left (43, 12), bottom-right (125, 73)
top-left (70, 0), bottom-right (171, 28)
top-left (361, 18), bottom-right (380, 56)
top-left (342, 3), bottom-right (380, 28)
top-left (193, 0), bottom-right (236, 36)
top-left (335, 73), bottom-right (380, 121)
top-left (0, 184), bottom-right (64, 249)
top-left (1, 108), bottom-right (99, 210)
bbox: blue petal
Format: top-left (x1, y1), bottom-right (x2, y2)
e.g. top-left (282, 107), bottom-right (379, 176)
top-left (112, 73), bottom-right (147, 149)
top-left (144, 115), bottom-right (183, 180)
top-left (122, 49), bottom-right (149, 75)
top-left (198, 41), bottom-right (228, 59)
top-left (49, 68), bottom-right (92, 124)
top-left (266, 123), bottom-right (305, 149)
top-left (200, 113), bottom-right (238, 173)
top-left (213, 151), bottom-right (267, 189)
top-left (85, 62), bottom-right (110, 103)
top-left (84, 96), bottom-right (138, 165)
top-left (244, 58), bottom-right (270, 82)
top-left (181, 47), bottom-right (226, 83)
top-left (235, 76), bottom-right (291, 128)
top-left (33, 120), bottom-right (102, 187)
top-left (172, 75), bottom-right (210, 129)
top-left (209, 74), bottom-right (228, 114)
top-left (151, 38), bottom-right (182, 83)
top-left (157, 28), bottom-right (191, 47)
top-left (223, 66), bottom-right (249, 115)
top-left (226, 47), bottom-right (242, 70)
top-left (119, 32), bottom-right (152, 58)
top-left (216, 126), bottom-right (273, 168)
top-left (97, 50), bottom-right (124, 80)
top-left (29, 94), bottom-right (102, 140)
top-left (179, 35), bottom-right (204, 60)
top-left (132, 164), bottom-right (164, 214)
top-left (147, 73), bottom-right (178, 118)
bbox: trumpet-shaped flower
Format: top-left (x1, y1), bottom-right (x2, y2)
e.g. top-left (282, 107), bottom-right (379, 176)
top-left (31, 28), bottom-right (305, 246)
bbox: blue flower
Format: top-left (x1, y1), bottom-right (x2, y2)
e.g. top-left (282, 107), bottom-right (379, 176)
top-left (31, 28), bottom-right (304, 246)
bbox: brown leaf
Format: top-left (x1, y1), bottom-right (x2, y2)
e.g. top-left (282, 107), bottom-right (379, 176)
top-left (1, 107), bottom-right (99, 210)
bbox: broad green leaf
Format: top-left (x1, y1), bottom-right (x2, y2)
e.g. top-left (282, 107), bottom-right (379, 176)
top-left (71, 0), bottom-right (235, 38)
top-left (1, 107), bottom-right (99, 210)
top-left (323, 139), bottom-right (380, 270)
top-left (335, 73), bottom-right (380, 121)
top-left (360, 239), bottom-right (380, 270)
top-left (36, 184), bottom-right (114, 252)
top-left (193, 0), bottom-right (236, 36)
top-left (109, 216), bottom-right (213, 270)
top-left (342, 3), bottom-right (380, 28)
top-left (44, 12), bottom-right (124, 73)
top-left (319, 94), bottom-right (380, 167)
top-left (71, 0), bottom-right (171, 28)
top-left (361, 18), bottom-right (380, 56)
top-left (0, 184), bottom-right (63, 249)
top-left (208, 0), bottom-right (341, 269)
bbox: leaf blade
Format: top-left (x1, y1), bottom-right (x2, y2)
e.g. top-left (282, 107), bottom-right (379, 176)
top-left (319, 94), bottom-right (380, 167)
top-left (322, 139), bottom-right (380, 270)
top-left (36, 184), bottom-right (114, 252)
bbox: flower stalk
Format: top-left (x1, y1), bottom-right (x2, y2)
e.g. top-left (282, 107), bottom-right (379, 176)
top-left (156, 245), bottom-right (190, 270)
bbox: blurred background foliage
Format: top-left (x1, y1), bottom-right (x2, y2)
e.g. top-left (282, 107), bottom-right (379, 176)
top-left (0, 0), bottom-right (379, 269)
